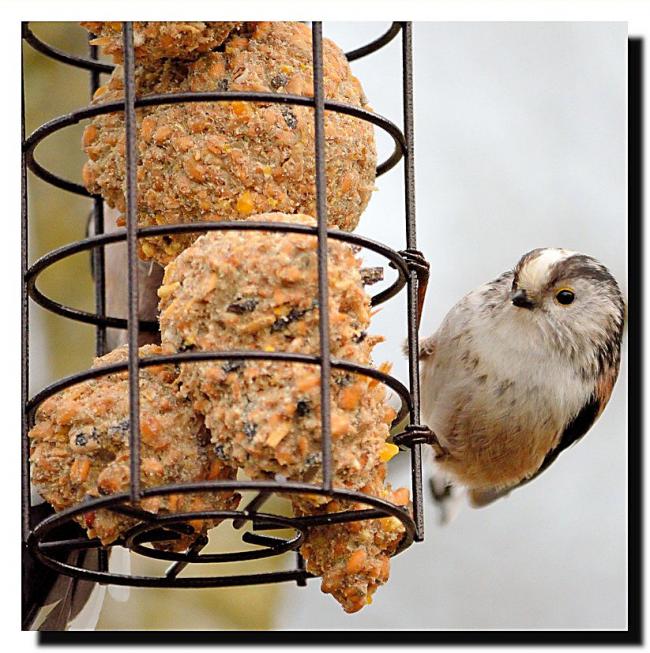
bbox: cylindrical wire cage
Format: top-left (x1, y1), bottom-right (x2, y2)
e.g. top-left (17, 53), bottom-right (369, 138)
top-left (22, 21), bottom-right (435, 593)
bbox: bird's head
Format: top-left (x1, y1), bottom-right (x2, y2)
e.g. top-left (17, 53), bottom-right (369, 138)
top-left (509, 248), bottom-right (625, 373)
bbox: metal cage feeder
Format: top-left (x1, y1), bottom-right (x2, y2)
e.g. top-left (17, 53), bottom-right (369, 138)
top-left (21, 21), bottom-right (435, 600)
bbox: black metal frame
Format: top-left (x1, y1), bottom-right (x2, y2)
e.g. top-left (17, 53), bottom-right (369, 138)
top-left (22, 21), bottom-right (435, 589)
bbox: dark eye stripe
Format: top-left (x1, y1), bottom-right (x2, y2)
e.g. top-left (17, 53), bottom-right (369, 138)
top-left (547, 254), bottom-right (615, 288)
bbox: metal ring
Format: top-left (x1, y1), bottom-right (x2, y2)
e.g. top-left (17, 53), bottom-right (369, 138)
top-left (26, 349), bottom-right (412, 430)
top-left (25, 221), bottom-right (409, 332)
top-left (22, 23), bottom-right (114, 73)
top-left (22, 21), bottom-right (402, 72)
top-left (345, 22), bottom-right (402, 61)
top-left (23, 91), bottom-right (406, 199)
top-left (392, 424), bottom-right (438, 448)
top-left (125, 511), bottom-right (305, 564)
top-left (28, 481), bottom-right (415, 587)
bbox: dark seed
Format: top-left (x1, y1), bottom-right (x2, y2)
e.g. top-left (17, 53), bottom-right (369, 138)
top-left (197, 424), bottom-right (211, 447)
top-left (179, 341), bottom-right (196, 352)
top-left (271, 317), bottom-right (289, 332)
top-left (281, 106), bottom-right (298, 129)
top-left (305, 452), bottom-right (322, 466)
top-left (214, 443), bottom-right (228, 460)
top-left (270, 73), bottom-right (288, 89)
top-left (108, 420), bottom-right (129, 439)
top-left (217, 78), bottom-right (229, 91)
top-left (353, 330), bottom-right (367, 344)
top-left (360, 267), bottom-right (384, 286)
top-left (75, 434), bottom-right (87, 447)
top-left (296, 399), bottom-right (311, 417)
top-left (222, 360), bottom-right (244, 373)
top-left (243, 422), bottom-right (257, 439)
top-left (335, 374), bottom-right (352, 387)
top-left (227, 298), bottom-right (258, 314)
top-left (271, 308), bottom-right (307, 332)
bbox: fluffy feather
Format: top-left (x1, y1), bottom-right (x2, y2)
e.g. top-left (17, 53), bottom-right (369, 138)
top-left (421, 248), bottom-right (624, 510)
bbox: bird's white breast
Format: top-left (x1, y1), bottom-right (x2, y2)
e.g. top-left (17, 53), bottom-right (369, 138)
top-left (420, 285), bottom-right (594, 488)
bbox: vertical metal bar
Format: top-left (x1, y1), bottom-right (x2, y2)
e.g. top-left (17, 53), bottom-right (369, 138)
top-left (21, 24), bottom-right (32, 542)
top-left (401, 22), bottom-right (425, 541)
top-left (98, 547), bottom-right (109, 574)
top-left (402, 23), bottom-right (418, 255)
top-left (233, 491), bottom-right (271, 530)
top-left (122, 22), bottom-right (141, 500)
top-left (311, 22), bottom-right (333, 490)
top-left (89, 40), bottom-right (107, 357)
top-left (402, 22), bottom-right (419, 382)
top-left (295, 551), bottom-right (307, 587)
top-left (165, 535), bottom-right (208, 579)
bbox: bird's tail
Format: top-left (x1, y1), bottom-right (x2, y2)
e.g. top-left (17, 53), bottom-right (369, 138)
top-left (23, 498), bottom-right (132, 631)
top-left (26, 546), bottom-right (132, 631)
top-left (24, 545), bottom-right (102, 631)
top-left (67, 546), bottom-right (131, 631)
top-left (467, 486), bottom-right (513, 508)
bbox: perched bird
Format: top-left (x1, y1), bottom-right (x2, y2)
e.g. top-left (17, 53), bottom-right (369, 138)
top-left (420, 248), bottom-right (625, 513)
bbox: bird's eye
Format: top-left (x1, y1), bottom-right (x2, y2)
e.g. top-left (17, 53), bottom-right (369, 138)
top-left (555, 289), bottom-right (575, 305)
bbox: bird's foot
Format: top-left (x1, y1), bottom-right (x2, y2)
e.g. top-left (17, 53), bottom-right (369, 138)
top-left (429, 476), bottom-right (464, 525)
top-left (392, 249), bottom-right (431, 328)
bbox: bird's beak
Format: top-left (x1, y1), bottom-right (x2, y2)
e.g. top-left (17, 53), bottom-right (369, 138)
top-left (511, 288), bottom-right (535, 310)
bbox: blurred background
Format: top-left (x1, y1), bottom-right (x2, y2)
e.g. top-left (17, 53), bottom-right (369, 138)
top-left (23, 22), bottom-right (627, 630)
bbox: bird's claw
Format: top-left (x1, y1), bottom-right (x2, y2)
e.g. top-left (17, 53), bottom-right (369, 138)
top-left (394, 249), bottom-right (430, 328)
top-left (398, 248), bottom-right (430, 280)
top-left (429, 477), bottom-right (453, 502)
top-left (431, 442), bottom-right (450, 461)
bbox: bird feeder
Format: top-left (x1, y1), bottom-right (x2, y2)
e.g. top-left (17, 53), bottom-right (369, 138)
top-left (21, 21), bottom-right (435, 617)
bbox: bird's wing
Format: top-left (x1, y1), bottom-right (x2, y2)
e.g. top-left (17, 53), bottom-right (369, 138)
top-left (523, 361), bottom-right (617, 485)
top-left (525, 393), bottom-right (603, 482)
top-left (468, 389), bottom-right (608, 509)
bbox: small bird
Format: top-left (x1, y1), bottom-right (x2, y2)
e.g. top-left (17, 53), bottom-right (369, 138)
top-left (420, 248), bottom-right (625, 513)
